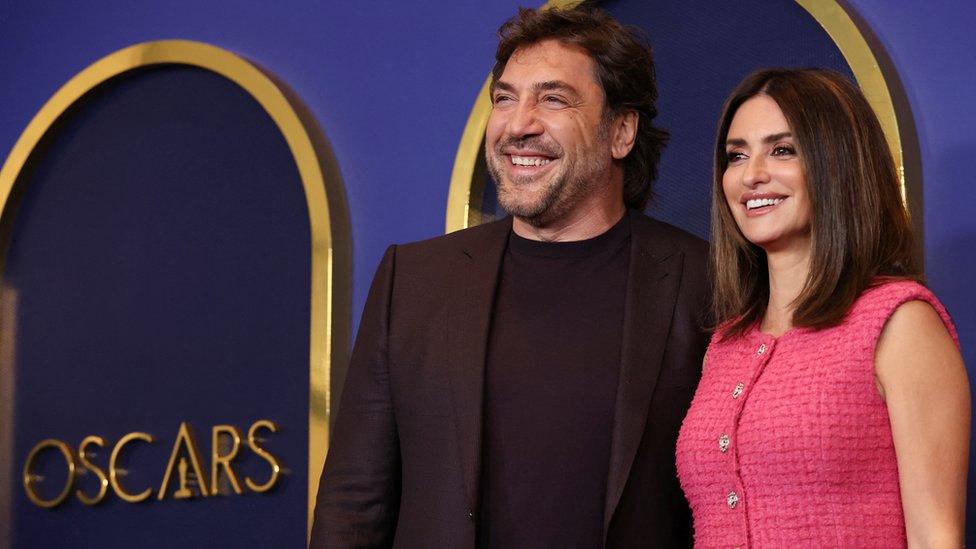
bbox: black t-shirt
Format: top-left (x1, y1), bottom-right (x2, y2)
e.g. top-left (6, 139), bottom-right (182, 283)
top-left (479, 214), bottom-right (630, 547)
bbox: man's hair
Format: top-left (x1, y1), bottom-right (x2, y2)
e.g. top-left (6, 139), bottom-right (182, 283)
top-left (711, 68), bottom-right (921, 338)
top-left (491, 6), bottom-right (668, 210)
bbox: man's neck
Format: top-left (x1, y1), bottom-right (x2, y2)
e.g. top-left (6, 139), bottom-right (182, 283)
top-left (513, 198), bottom-right (626, 242)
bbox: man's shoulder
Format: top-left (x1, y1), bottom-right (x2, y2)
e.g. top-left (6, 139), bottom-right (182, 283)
top-left (631, 212), bottom-right (712, 324)
top-left (629, 211), bottom-right (708, 262)
top-left (388, 213), bottom-right (708, 268)
top-left (388, 216), bottom-right (511, 272)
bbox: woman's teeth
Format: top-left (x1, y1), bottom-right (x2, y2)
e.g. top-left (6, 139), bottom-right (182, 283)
top-left (746, 197), bottom-right (784, 210)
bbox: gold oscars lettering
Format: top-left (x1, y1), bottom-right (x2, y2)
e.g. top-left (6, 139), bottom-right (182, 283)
top-left (22, 419), bottom-right (282, 509)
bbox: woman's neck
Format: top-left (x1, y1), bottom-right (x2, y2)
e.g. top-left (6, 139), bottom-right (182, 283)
top-left (762, 247), bottom-right (812, 337)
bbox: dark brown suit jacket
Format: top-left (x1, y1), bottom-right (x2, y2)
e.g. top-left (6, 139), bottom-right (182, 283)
top-left (311, 211), bottom-right (710, 548)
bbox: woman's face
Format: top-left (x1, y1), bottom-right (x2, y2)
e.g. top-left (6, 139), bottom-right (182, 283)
top-left (722, 95), bottom-right (811, 255)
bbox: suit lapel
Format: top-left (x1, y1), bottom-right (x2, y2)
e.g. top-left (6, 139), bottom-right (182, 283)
top-left (446, 218), bottom-right (511, 514)
top-left (603, 212), bottom-right (684, 536)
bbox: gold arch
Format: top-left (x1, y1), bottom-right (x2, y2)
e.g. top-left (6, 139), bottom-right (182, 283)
top-left (446, 0), bottom-right (910, 232)
top-left (0, 40), bottom-right (338, 541)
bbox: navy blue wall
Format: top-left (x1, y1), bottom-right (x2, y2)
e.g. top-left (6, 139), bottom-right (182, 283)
top-left (2, 0), bottom-right (974, 542)
top-left (4, 65), bottom-right (311, 547)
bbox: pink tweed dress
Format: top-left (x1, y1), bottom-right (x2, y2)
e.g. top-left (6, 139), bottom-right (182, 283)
top-left (675, 280), bottom-right (959, 548)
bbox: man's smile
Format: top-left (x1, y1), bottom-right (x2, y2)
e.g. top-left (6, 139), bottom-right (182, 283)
top-left (510, 154), bottom-right (552, 167)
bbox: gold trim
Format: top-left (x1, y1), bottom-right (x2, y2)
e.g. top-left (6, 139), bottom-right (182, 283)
top-left (795, 0), bottom-right (905, 196)
top-left (445, 77), bottom-right (491, 232)
top-left (0, 40), bottom-right (336, 541)
top-left (446, 1), bottom-right (909, 232)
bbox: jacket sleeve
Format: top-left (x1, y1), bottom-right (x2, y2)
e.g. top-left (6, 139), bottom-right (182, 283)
top-left (310, 245), bottom-right (401, 548)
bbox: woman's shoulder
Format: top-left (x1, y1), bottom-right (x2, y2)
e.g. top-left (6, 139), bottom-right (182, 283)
top-left (849, 278), bottom-right (958, 345)
top-left (859, 277), bottom-right (930, 300)
top-left (854, 278), bottom-right (934, 310)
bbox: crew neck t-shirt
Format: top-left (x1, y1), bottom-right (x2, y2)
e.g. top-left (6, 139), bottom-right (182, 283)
top-left (479, 215), bottom-right (631, 547)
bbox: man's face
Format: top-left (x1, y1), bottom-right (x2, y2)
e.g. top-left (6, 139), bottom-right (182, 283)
top-left (485, 39), bottom-right (618, 227)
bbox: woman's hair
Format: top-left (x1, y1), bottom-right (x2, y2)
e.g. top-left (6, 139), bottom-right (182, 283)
top-left (711, 68), bottom-right (921, 337)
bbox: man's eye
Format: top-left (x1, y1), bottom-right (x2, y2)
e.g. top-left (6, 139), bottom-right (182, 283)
top-left (493, 95), bottom-right (513, 105)
top-left (542, 95), bottom-right (567, 105)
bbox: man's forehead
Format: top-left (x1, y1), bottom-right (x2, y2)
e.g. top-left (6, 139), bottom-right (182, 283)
top-left (512, 38), bottom-right (589, 60)
top-left (507, 39), bottom-right (594, 71)
top-left (498, 39), bottom-right (600, 90)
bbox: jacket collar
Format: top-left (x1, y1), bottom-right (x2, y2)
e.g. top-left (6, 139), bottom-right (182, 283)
top-left (603, 210), bottom-right (683, 537)
top-left (444, 212), bottom-right (684, 533)
top-left (446, 217), bottom-right (511, 513)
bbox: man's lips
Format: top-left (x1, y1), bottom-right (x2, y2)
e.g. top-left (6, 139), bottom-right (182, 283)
top-left (509, 153), bottom-right (553, 167)
top-left (498, 148), bottom-right (558, 176)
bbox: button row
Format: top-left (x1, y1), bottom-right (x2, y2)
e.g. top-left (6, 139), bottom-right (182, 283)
top-left (714, 343), bottom-right (765, 544)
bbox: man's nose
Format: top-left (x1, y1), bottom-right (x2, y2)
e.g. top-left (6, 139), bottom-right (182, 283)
top-left (506, 101), bottom-right (543, 138)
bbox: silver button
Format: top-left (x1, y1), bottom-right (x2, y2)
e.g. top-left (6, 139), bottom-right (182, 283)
top-left (757, 343), bottom-right (767, 356)
top-left (731, 382), bottom-right (744, 399)
top-left (718, 434), bottom-right (730, 453)
top-left (727, 491), bottom-right (739, 509)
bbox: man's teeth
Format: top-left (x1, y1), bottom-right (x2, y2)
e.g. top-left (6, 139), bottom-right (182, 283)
top-left (511, 155), bottom-right (551, 167)
top-left (746, 197), bottom-right (785, 210)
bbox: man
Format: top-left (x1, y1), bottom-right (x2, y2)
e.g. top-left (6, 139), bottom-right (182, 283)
top-left (312, 6), bottom-right (709, 547)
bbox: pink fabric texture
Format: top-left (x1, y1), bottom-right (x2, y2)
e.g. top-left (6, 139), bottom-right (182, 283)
top-left (676, 280), bottom-right (959, 548)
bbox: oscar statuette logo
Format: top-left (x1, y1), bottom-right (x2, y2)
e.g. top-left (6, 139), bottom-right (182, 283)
top-left (22, 419), bottom-right (282, 509)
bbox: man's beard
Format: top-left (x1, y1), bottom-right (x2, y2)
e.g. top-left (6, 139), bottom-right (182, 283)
top-left (486, 136), bottom-right (610, 228)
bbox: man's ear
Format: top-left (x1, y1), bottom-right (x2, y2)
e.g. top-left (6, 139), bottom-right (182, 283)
top-left (611, 109), bottom-right (639, 160)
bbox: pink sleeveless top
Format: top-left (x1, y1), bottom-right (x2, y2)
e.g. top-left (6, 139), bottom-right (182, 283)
top-left (675, 281), bottom-right (959, 548)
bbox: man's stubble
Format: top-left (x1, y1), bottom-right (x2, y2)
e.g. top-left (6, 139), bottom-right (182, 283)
top-left (486, 117), bottom-right (614, 228)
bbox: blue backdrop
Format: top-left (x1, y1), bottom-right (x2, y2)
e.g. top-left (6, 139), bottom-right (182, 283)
top-left (1, 0), bottom-right (974, 544)
top-left (5, 65), bottom-right (310, 547)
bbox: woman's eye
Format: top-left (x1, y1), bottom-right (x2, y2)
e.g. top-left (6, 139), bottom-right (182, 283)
top-left (726, 151), bottom-right (746, 163)
top-left (772, 145), bottom-right (796, 156)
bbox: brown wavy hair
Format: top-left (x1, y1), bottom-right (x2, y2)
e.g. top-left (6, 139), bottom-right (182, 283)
top-left (491, 5), bottom-right (669, 210)
top-left (711, 68), bottom-right (921, 338)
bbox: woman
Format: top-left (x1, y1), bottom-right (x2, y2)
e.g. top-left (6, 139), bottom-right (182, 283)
top-left (676, 68), bottom-right (969, 547)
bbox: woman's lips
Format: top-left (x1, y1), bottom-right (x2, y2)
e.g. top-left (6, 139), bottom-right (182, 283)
top-left (741, 194), bottom-right (787, 217)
